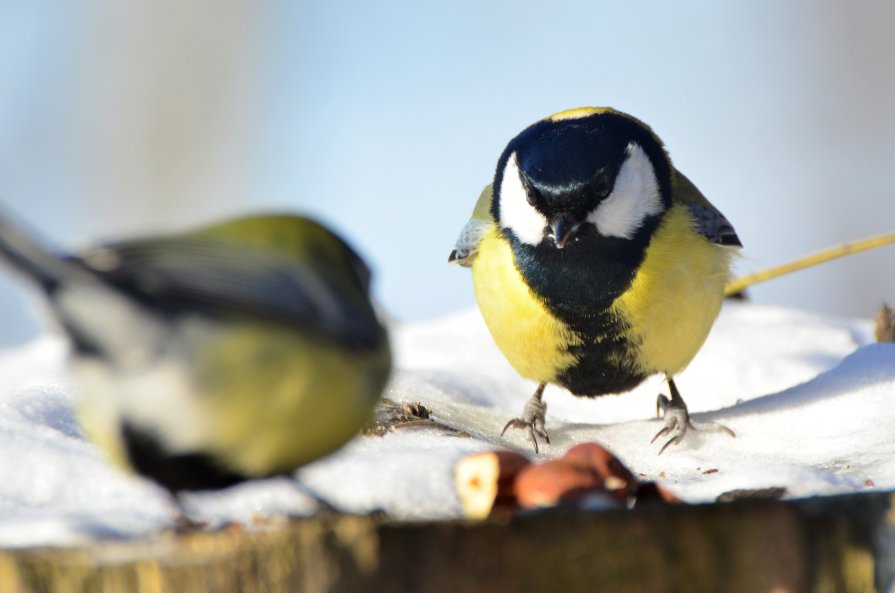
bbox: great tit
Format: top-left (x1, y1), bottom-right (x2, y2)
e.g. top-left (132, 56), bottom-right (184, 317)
top-left (451, 107), bottom-right (741, 454)
top-left (0, 212), bottom-right (391, 495)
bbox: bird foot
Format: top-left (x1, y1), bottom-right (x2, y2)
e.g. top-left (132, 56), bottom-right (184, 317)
top-left (165, 495), bottom-right (207, 533)
top-left (652, 393), bottom-right (735, 455)
top-left (171, 514), bottom-right (208, 533)
top-left (289, 479), bottom-right (341, 515)
top-left (501, 393), bottom-right (549, 454)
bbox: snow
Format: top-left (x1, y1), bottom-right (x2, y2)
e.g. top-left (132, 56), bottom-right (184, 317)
top-left (0, 301), bottom-right (893, 547)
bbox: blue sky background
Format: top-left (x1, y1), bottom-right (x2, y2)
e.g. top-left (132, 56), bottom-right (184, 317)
top-left (0, 1), bottom-right (893, 346)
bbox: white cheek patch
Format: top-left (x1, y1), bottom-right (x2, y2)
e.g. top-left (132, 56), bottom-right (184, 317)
top-left (587, 142), bottom-right (663, 239)
top-left (498, 153), bottom-right (547, 246)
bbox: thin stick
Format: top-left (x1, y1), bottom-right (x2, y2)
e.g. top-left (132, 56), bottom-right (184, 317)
top-left (724, 231), bottom-right (895, 297)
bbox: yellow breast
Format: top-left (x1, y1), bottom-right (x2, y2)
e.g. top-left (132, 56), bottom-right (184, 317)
top-left (610, 204), bottom-right (733, 376)
top-left (471, 227), bottom-right (580, 383)
top-left (194, 324), bottom-right (390, 475)
top-left (76, 321), bottom-right (390, 478)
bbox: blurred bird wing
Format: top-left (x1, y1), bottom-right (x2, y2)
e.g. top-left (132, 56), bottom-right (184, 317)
top-left (449, 184), bottom-right (494, 267)
top-left (77, 238), bottom-right (383, 351)
top-left (672, 169), bottom-right (742, 247)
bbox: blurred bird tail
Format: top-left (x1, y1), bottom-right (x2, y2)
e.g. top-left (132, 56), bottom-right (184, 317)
top-left (0, 208), bottom-right (79, 291)
top-left (0, 207), bottom-right (165, 359)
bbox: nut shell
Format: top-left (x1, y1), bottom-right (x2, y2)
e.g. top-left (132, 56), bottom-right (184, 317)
top-left (514, 459), bottom-right (607, 509)
top-left (562, 442), bottom-right (637, 502)
top-left (455, 450), bottom-right (531, 518)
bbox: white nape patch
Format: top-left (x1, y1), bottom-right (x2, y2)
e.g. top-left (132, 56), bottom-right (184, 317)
top-left (587, 142), bottom-right (663, 239)
top-left (497, 153), bottom-right (548, 246)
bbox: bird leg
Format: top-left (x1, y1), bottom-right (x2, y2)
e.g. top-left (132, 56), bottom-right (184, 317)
top-left (652, 377), bottom-right (735, 455)
top-left (501, 383), bottom-right (549, 454)
top-left (165, 492), bottom-right (208, 532)
top-left (290, 479), bottom-right (340, 515)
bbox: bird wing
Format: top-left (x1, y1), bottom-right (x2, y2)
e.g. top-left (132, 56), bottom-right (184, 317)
top-left (672, 168), bottom-right (742, 247)
top-left (449, 184), bottom-right (494, 266)
top-left (75, 238), bottom-right (384, 352)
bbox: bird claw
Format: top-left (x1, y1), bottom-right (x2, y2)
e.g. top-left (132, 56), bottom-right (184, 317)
top-left (500, 419), bottom-right (548, 454)
top-left (692, 420), bottom-right (737, 438)
top-left (652, 389), bottom-right (735, 455)
top-left (501, 392), bottom-right (549, 454)
top-left (651, 403), bottom-right (692, 455)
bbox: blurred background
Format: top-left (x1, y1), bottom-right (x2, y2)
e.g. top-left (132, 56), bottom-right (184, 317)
top-left (0, 1), bottom-right (893, 346)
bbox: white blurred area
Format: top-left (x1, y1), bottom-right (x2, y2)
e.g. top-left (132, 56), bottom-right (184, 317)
top-left (0, 2), bottom-right (893, 347)
top-left (0, 2), bottom-right (273, 344)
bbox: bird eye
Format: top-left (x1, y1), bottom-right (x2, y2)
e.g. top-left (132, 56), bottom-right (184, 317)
top-left (520, 176), bottom-right (540, 207)
top-left (593, 172), bottom-right (613, 199)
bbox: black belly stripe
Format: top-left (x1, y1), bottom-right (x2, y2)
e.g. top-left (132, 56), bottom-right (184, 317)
top-left (122, 422), bottom-right (254, 494)
top-left (508, 222), bottom-right (657, 396)
top-left (557, 341), bottom-right (649, 396)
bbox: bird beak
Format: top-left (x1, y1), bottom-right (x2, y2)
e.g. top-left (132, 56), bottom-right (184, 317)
top-left (550, 214), bottom-right (578, 249)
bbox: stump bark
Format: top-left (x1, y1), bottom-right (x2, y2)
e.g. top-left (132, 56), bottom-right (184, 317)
top-left (0, 492), bottom-right (891, 593)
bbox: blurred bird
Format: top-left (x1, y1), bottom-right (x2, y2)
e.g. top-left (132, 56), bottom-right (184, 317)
top-left (0, 212), bottom-right (391, 500)
top-left (451, 107), bottom-right (740, 454)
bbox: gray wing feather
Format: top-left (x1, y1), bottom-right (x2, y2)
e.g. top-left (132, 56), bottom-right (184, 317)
top-left (672, 169), bottom-right (742, 247)
top-left (76, 239), bottom-right (383, 351)
top-left (683, 203), bottom-right (742, 247)
top-left (449, 219), bottom-right (492, 267)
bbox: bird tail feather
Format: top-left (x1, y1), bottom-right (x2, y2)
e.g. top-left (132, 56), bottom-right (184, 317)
top-left (0, 209), bottom-right (80, 291)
